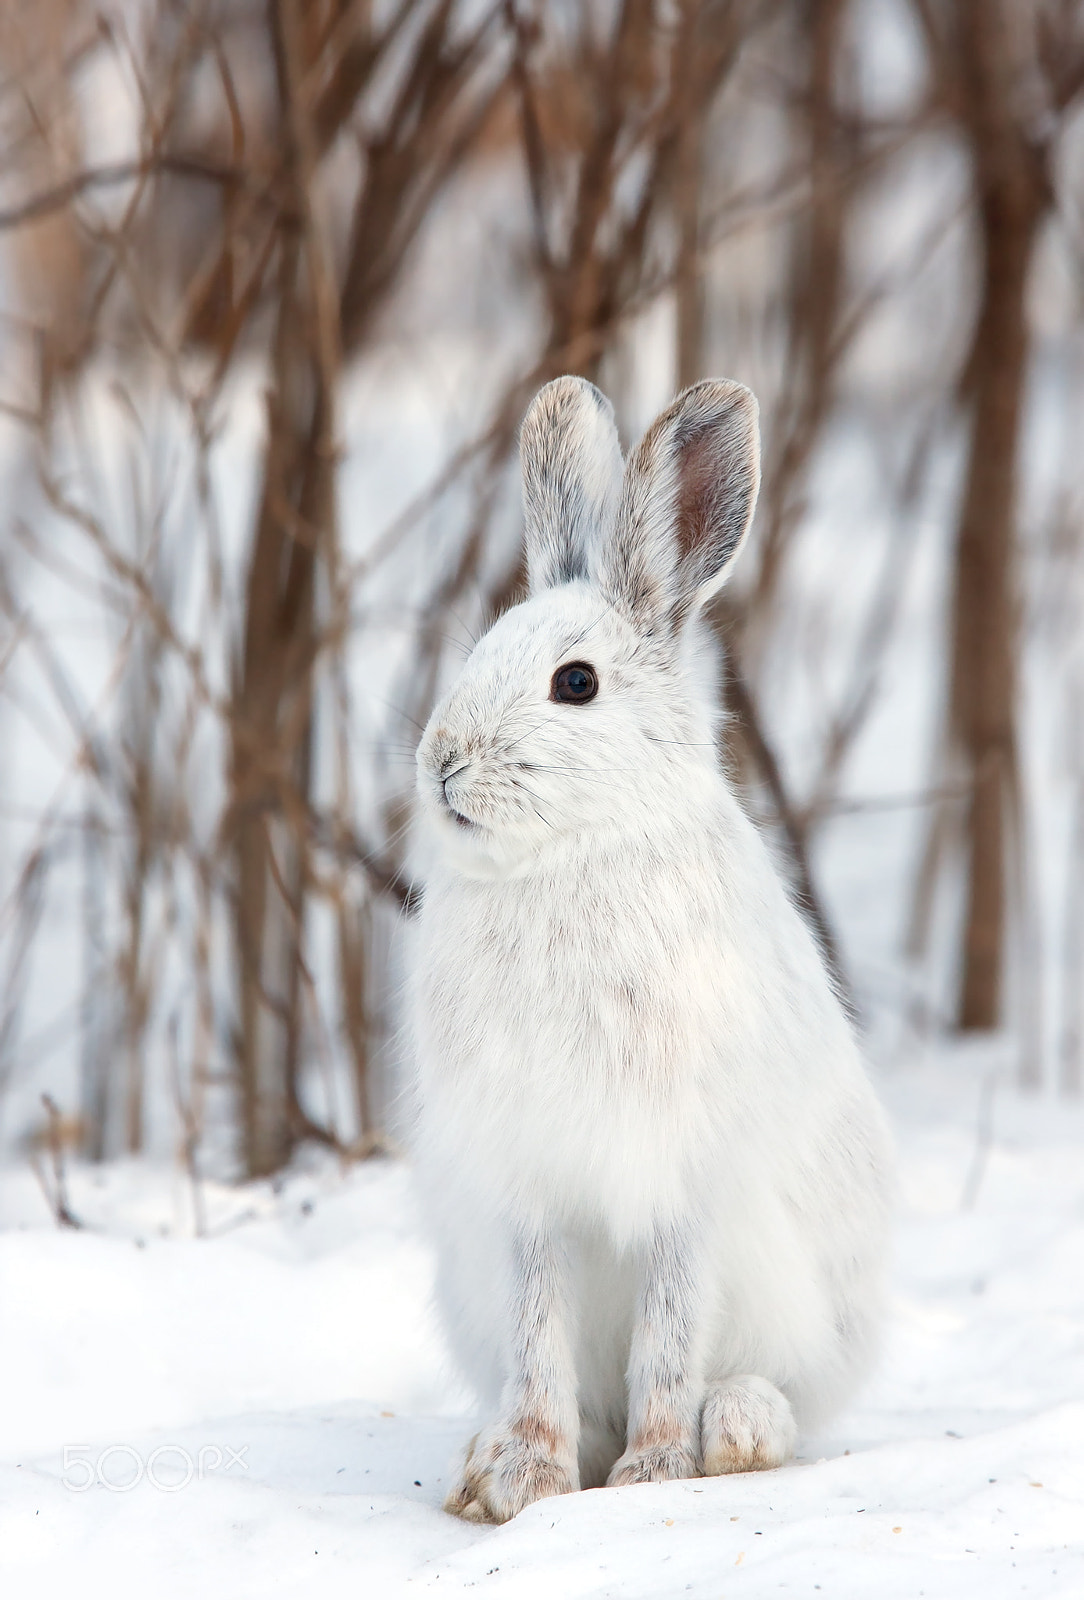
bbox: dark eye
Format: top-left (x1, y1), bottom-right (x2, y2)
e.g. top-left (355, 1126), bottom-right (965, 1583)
top-left (551, 661), bottom-right (598, 704)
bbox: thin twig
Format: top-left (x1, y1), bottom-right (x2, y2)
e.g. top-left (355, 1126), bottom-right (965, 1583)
top-left (37, 1094), bottom-right (83, 1229)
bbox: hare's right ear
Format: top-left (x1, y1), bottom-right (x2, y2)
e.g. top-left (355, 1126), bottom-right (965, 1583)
top-left (520, 376), bottom-right (624, 593)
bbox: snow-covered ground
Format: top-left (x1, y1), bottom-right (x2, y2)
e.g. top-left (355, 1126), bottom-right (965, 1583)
top-left (1, 1050), bottom-right (1081, 1598)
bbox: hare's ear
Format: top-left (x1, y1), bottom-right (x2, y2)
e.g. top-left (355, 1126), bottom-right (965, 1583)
top-left (600, 380), bottom-right (760, 631)
top-left (520, 376), bottom-right (624, 593)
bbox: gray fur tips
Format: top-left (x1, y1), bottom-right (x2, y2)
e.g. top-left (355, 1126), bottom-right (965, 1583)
top-left (518, 375), bottom-right (760, 626)
top-left (520, 376), bottom-right (624, 594)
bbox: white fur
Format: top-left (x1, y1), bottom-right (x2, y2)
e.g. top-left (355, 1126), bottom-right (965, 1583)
top-left (408, 377), bottom-right (892, 1523)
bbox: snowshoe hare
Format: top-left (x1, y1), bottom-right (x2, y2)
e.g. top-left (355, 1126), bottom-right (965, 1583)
top-left (410, 376), bottom-right (891, 1524)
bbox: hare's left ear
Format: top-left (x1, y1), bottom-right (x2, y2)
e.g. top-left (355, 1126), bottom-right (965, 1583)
top-left (598, 380), bottom-right (760, 632)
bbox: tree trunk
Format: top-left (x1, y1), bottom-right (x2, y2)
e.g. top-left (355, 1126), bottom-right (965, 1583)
top-left (749, 0), bottom-right (849, 625)
top-left (949, 0), bottom-right (1045, 1031)
top-left (673, 0), bottom-right (707, 393)
top-left (230, 0), bottom-right (339, 1177)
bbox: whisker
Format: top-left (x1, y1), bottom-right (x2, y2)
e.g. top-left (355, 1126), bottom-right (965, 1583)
top-left (519, 762), bottom-right (635, 776)
top-left (514, 776), bottom-right (556, 830)
top-left (563, 611), bottom-right (608, 651)
top-left (381, 699), bottom-right (428, 736)
top-left (439, 633), bottom-right (472, 659)
top-left (445, 605), bottom-right (479, 648)
top-left (500, 715), bottom-right (554, 753)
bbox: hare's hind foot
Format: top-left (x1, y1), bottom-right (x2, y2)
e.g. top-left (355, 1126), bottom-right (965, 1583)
top-left (701, 1376), bottom-right (796, 1475)
top-left (443, 1422), bottom-right (579, 1524)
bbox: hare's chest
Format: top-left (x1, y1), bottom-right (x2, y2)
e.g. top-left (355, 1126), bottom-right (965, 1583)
top-left (422, 874), bottom-right (691, 1067)
top-left (415, 869), bottom-right (722, 1225)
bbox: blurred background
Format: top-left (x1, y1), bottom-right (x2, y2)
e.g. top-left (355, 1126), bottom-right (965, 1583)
top-left (1, 0), bottom-right (1082, 1202)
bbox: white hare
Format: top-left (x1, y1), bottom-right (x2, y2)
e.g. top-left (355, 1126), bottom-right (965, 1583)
top-left (410, 376), bottom-right (891, 1524)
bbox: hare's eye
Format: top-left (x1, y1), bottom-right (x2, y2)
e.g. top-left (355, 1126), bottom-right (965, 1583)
top-left (551, 662), bottom-right (598, 704)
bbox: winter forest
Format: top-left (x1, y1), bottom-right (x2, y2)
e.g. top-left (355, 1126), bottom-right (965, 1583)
top-left (1, 1), bottom-right (1083, 1596)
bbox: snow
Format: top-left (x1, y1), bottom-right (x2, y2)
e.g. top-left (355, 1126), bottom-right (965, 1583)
top-left (1, 1054), bottom-right (1082, 1597)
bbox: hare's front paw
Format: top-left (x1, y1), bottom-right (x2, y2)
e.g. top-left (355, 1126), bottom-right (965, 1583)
top-left (606, 1440), bottom-right (699, 1488)
top-left (443, 1422), bottom-right (578, 1524)
top-left (701, 1375), bottom-right (796, 1474)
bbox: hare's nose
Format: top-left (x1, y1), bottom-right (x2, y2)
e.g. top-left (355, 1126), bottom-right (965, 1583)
top-left (441, 758), bottom-right (470, 797)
